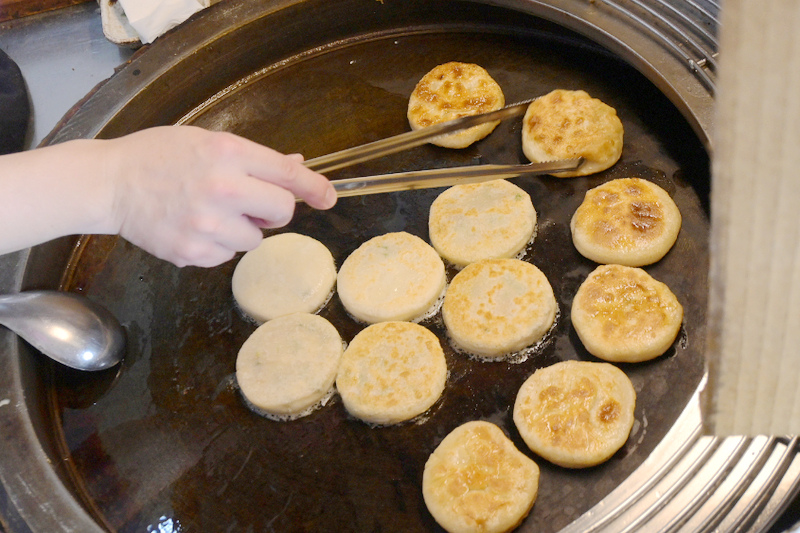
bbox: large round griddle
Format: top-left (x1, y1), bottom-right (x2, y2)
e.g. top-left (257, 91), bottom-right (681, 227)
top-left (1, 0), bottom-right (721, 531)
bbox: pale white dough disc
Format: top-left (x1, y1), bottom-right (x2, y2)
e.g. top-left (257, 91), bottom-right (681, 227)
top-left (513, 360), bottom-right (636, 468)
top-left (423, 421), bottom-right (540, 533)
top-left (571, 264), bottom-right (684, 363)
top-left (408, 62), bottom-right (505, 149)
top-left (236, 313), bottom-right (343, 418)
top-left (570, 177), bottom-right (682, 266)
top-left (232, 233), bottom-right (336, 323)
top-left (522, 89), bottom-right (624, 177)
top-left (337, 232), bottom-right (446, 324)
top-left (428, 179), bottom-right (537, 267)
top-left (442, 258), bottom-right (557, 359)
top-left (336, 321), bottom-right (447, 425)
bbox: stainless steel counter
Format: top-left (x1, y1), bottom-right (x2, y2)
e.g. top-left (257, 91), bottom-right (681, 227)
top-left (0, 2), bottom-right (134, 149)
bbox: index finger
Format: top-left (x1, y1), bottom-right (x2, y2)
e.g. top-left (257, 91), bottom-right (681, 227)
top-left (233, 136), bottom-right (336, 209)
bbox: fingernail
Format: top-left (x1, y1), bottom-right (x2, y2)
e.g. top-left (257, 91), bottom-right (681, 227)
top-left (325, 186), bottom-right (338, 208)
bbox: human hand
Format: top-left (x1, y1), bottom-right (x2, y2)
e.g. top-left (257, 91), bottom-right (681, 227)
top-left (103, 126), bottom-right (336, 267)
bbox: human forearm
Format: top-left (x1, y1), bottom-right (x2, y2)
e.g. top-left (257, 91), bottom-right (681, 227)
top-left (0, 126), bottom-right (336, 266)
top-left (0, 138), bottom-right (116, 255)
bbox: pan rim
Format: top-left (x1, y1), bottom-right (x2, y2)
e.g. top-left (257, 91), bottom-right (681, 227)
top-left (0, 1), bottom-right (719, 531)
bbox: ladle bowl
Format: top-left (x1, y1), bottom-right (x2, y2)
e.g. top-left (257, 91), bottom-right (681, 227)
top-left (0, 290), bottom-right (125, 371)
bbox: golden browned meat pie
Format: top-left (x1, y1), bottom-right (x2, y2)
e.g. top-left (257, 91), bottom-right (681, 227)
top-left (570, 177), bottom-right (682, 266)
top-left (513, 360), bottom-right (636, 468)
top-left (423, 421), bottom-right (540, 533)
top-left (236, 313), bottom-right (343, 419)
top-left (522, 89), bottom-right (623, 177)
top-left (408, 62), bottom-right (505, 149)
top-left (571, 264), bottom-right (684, 362)
top-left (337, 232), bottom-right (446, 324)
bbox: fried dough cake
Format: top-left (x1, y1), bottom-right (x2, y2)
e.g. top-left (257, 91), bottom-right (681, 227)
top-left (408, 62), bottom-right (505, 149)
top-left (442, 258), bottom-right (557, 359)
top-left (336, 321), bottom-right (447, 425)
top-left (513, 360), bottom-right (636, 468)
top-left (337, 231), bottom-right (446, 324)
top-left (428, 179), bottom-right (537, 267)
top-left (236, 313), bottom-right (343, 419)
top-left (232, 233), bottom-right (336, 323)
top-left (571, 264), bottom-right (683, 363)
top-left (423, 421), bottom-right (540, 533)
top-left (570, 177), bottom-right (682, 266)
top-left (521, 89), bottom-right (624, 177)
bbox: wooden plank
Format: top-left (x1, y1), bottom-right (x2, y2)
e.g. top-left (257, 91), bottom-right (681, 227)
top-left (705, 0), bottom-right (800, 435)
top-left (0, 0), bottom-right (91, 22)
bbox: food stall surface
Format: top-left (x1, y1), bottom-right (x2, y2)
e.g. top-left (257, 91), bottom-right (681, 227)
top-left (0, 2), bottom-right (134, 149)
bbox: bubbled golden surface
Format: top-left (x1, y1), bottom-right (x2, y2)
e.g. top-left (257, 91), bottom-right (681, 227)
top-left (336, 321), bottom-right (447, 425)
top-left (408, 62), bottom-right (505, 149)
top-left (571, 264), bottom-right (684, 362)
top-left (570, 177), bottom-right (682, 266)
top-left (513, 360), bottom-right (636, 468)
top-left (521, 89), bottom-right (624, 177)
top-left (422, 421), bottom-right (540, 533)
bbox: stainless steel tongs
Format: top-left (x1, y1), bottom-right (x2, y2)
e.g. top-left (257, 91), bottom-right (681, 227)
top-left (301, 99), bottom-right (583, 199)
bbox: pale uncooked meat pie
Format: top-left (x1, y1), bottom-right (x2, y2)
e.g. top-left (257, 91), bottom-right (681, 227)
top-left (236, 313), bottom-right (343, 419)
top-left (232, 233), bottom-right (336, 323)
top-left (337, 232), bottom-right (446, 324)
top-left (428, 179), bottom-right (537, 267)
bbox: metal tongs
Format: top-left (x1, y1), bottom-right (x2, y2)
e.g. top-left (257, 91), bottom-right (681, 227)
top-left (301, 99), bottom-right (584, 199)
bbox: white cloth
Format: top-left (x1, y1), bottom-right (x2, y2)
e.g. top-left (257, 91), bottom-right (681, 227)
top-left (117, 0), bottom-right (204, 44)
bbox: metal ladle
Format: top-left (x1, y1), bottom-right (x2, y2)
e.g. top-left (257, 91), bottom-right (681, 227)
top-left (0, 290), bottom-right (125, 371)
